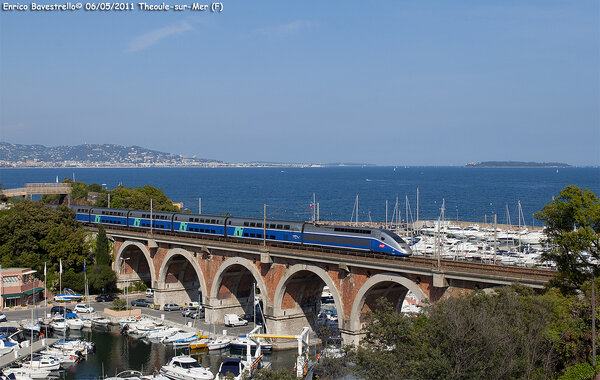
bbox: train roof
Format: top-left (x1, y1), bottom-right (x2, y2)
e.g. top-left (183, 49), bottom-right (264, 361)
top-left (227, 216), bottom-right (304, 226)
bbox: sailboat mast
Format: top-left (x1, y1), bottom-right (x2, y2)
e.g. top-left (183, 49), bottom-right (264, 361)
top-left (356, 195), bottom-right (359, 225)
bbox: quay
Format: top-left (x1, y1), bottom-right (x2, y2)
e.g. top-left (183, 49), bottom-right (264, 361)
top-left (0, 338), bottom-right (59, 369)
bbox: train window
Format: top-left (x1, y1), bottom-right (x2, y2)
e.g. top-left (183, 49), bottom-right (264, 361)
top-left (211, 230), bottom-right (216, 233)
top-left (243, 233), bottom-right (249, 237)
top-left (244, 222), bottom-right (249, 227)
top-left (257, 234), bottom-right (262, 238)
top-left (250, 222), bottom-right (256, 227)
top-left (228, 221), bottom-right (232, 225)
top-left (269, 235), bottom-right (275, 239)
top-left (284, 225), bottom-right (290, 230)
top-left (381, 236), bottom-right (385, 240)
top-left (250, 233), bottom-right (255, 237)
top-left (257, 223), bottom-right (262, 228)
top-left (277, 224), bottom-right (283, 229)
top-left (210, 219), bottom-right (214, 224)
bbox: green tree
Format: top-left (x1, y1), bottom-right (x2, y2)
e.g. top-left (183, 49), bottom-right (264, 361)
top-left (94, 225), bottom-right (111, 265)
top-left (251, 368), bottom-right (296, 380)
top-left (87, 264), bottom-right (117, 294)
top-left (0, 200), bottom-right (90, 276)
top-left (95, 185), bottom-right (179, 211)
top-left (352, 286), bottom-right (576, 380)
top-left (535, 185), bottom-right (600, 292)
top-left (61, 268), bottom-right (84, 293)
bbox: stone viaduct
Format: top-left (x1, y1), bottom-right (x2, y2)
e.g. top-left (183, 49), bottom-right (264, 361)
top-left (105, 227), bottom-right (554, 346)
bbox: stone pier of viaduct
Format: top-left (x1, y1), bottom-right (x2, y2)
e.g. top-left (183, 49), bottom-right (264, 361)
top-left (105, 228), bottom-right (555, 346)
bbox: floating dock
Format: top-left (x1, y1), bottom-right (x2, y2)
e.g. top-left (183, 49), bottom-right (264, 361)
top-left (0, 338), bottom-right (59, 369)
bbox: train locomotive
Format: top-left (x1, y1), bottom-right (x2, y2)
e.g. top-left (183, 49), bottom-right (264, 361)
top-left (70, 206), bottom-right (412, 257)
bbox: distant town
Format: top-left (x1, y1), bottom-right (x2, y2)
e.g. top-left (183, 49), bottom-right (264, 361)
top-left (465, 161), bottom-right (571, 168)
top-left (0, 142), bottom-right (368, 168)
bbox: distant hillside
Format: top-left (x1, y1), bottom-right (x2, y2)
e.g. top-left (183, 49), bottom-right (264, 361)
top-left (466, 161), bottom-right (571, 168)
top-left (0, 142), bottom-right (221, 167)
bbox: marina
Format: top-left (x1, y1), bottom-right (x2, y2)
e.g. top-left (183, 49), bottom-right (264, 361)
top-left (0, 306), bottom-right (303, 379)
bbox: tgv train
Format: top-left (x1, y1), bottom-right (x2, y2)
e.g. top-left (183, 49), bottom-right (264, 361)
top-left (70, 206), bottom-right (412, 257)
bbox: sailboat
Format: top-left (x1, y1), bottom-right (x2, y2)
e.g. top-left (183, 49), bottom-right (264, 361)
top-left (204, 308), bottom-right (230, 351)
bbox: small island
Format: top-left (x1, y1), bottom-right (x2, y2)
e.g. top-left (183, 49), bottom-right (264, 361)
top-left (466, 161), bottom-right (571, 168)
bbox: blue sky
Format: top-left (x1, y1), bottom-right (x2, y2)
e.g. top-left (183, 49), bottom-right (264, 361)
top-left (1, 0), bottom-right (598, 165)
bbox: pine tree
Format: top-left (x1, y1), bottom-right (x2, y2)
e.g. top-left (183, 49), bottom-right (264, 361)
top-left (94, 224), bottom-right (111, 265)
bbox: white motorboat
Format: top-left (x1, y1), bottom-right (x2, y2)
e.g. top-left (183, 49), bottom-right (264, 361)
top-left (161, 332), bottom-right (198, 345)
top-left (22, 322), bottom-right (41, 334)
top-left (229, 336), bottom-right (272, 352)
top-left (105, 370), bottom-right (170, 380)
top-left (146, 327), bottom-right (179, 340)
top-left (92, 317), bottom-right (110, 326)
top-left (52, 339), bottom-right (95, 355)
top-left (119, 317), bottom-right (141, 328)
top-left (53, 288), bottom-right (83, 302)
top-left (160, 356), bottom-right (214, 380)
top-left (206, 337), bottom-right (230, 351)
top-left (3, 367), bottom-right (50, 380)
top-left (50, 316), bottom-right (68, 332)
top-left (21, 355), bottom-right (61, 371)
top-left (65, 313), bottom-right (84, 330)
top-left (40, 348), bottom-right (82, 364)
top-left (0, 336), bottom-right (20, 356)
top-left (81, 319), bottom-right (92, 329)
top-left (215, 356), bottom-right (270, 380)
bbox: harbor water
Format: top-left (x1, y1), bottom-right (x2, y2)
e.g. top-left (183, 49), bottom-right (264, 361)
top-left (47, 327), bottom-right (298, 379)
top-left (1, 166), bottom-right (598, 225)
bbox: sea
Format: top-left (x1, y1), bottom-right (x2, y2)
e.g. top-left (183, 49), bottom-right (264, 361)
top-left (1, 166), bottom-right (599, 226)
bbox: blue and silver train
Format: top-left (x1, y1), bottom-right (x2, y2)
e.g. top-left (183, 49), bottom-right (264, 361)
top-left (69, 206), bottom-right (412, 257)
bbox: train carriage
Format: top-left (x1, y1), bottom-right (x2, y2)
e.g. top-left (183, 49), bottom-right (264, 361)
top-left (226, 217), bottom-right (303, 244)
top-left (127, 210), bottom-right (174, 231)
top-left (173, 213), bottom-right (227, 236)
top-left (90, 207), bottom-right (129, 226)
top-left (73, 206), bottom-right (92, 223)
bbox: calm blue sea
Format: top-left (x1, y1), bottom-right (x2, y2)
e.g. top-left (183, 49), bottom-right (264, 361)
top-left (1, 167), bottom-right (599, 225)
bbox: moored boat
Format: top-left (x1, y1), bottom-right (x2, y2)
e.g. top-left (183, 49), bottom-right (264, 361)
top-left (160, 355), bottom-right (214, 380)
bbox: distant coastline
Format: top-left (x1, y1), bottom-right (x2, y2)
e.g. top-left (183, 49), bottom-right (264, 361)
top-left (466, 161), bottom-right (571, 168)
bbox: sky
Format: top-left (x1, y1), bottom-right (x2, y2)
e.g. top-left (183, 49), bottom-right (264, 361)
top-left (1, 0), bottom-right (598, 166)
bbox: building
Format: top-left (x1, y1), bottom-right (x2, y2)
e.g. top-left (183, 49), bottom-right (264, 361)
top-left (0, 268), bottom-right (44, 308)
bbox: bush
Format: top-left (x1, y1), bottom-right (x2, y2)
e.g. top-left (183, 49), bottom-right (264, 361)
top-left (558, 357), bottom-right (600, 380)
top-left (112, 298), bottom-right (126, 310)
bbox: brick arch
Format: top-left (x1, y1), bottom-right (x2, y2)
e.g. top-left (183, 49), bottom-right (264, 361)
top-left (157, 248), bottom-right (208, 304)
top-left (349, 273), bottom-right (428, 331)
top-left (115, 240), bottom-right (155, 284)
top-left (210, 257), bottom-right (268, 306)
top-left (272, 264), bottom-right (343, 328)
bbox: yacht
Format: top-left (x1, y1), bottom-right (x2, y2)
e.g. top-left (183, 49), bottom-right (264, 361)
top-left (3, 367), bottom-right (50, 380)
top-left (162, 332), bottom-right (199, 345)
top-left (65, 313), bottom-right (84, 330)
top-left (104, 370), bottom-right (170, 380)
top-left (229, 336), bottom-right (272, 352)
top-left (50, 316), bottom-right (68, 332)
top-left (215, 356), bottom-right (270, 380)
top-left (206, 337), bottom-right (230, 351)
top-left (21, 356), bottom-right (61, 371)
top-left (146, 327), bottom-right (179, 340)
top-left (91, 317), bottom-right (110, 326)
top-left (160, 356), bottom-right (214, 380)
top-left (0, 335), bottom-right (20, 356)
